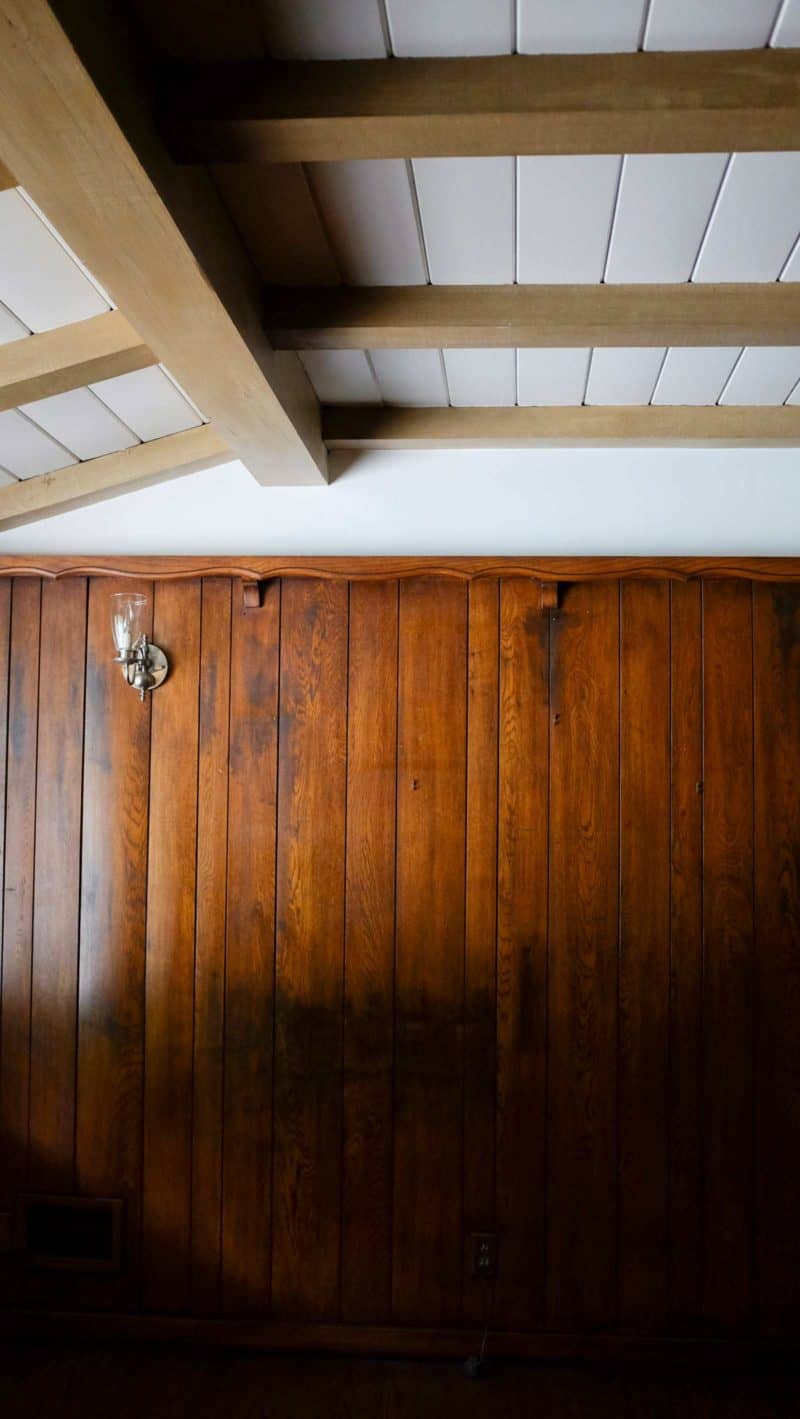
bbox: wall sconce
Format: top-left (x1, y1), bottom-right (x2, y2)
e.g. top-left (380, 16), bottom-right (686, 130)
top-left (110, 592), bottom-right (169, 701)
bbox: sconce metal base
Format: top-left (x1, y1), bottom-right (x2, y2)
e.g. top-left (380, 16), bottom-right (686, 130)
top-left (139, 643), bottom-right (169, 693)
top-left (115, 640), bottom-right (169, 699)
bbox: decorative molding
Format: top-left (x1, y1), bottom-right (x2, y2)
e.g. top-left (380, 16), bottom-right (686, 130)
top-left (0, 556), bottom-right (800, 584)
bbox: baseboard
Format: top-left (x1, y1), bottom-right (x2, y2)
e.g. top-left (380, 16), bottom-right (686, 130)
top-left (5, 1310), bottom-right (799, 1364)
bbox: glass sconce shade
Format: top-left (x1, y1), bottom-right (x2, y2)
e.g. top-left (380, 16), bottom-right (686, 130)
top-left (111, 592), bottom-right (147, 656)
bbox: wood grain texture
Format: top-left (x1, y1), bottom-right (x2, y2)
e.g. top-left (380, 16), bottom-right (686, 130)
top-left (702, 581), bottom-right (755, 1330)
top-left (619, 582), bottom-right (670, 1329)
top-left (0, 311), bottom-right (153, 414)
top-left (462, 579), bottom-right (499, 1325)
top-left (222, 582), bottom-right (280, 1313)
top-left (1, 555), bottom-right (800, 585)
top-left (393, 579), bottom-right (467, 1326)
top-left (190, 579), bottom-right (231, 1315)
top-left (28, 579), bottom-right (87, 1193)
top-left (342, 581), bottom-right (397, 1323)
top-left (495, 579), bottom-right (549, 1329)
top-left (323, 405), bottom-right (800, 450)
top-left (77, 577), bottom-right (152, 1309)
top-left (0, 580), bottom-right (34, 1219)
top-left (0, 0), bottom-right (326, 485)
top-left (547, 580), bottom-right (619, 1331)
top-left (213, 164), bottom-right (339, 287)
top-left (668, 582), bottom-right (704, 1328)
top-left (163, 49), bottom-right (800, 162)
top-left (267, 283), bottom-right (800, 351)
top-left (143, 581), bottom-right (201, 1312)
top-left (273, 579), bottom-right (348, 1320)
top-left (753, 585), bottom-right (800, 1336)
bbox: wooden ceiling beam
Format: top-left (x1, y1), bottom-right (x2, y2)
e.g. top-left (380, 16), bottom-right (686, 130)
top-left (322, 405), bottom-right (800, 450)
top-left (0, 157), bottom-right (15, 189)
top-left (0, 0), bottom-right (326, 486)
top-left (160, 49), bottom-right (800, 163)
top-left (267, 283), bottom-right (800, 351)
top-left (0, 424), bottom-right (228, 530)
top-left (0, 311), bottom-right (154, 414)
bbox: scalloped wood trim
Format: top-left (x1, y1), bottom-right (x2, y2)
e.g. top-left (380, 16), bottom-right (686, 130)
top-left (0, 556), bottom-right (800, 584)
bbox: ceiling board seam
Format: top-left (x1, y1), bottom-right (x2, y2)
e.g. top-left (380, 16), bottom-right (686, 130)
top-left (638, 0), bottom-right (655, 50)
top-left (716, 347), bottom-right (747, 405)
top-left (87, 381), bottom-right (142, 448)
top-left (362, 351), bottom-right (386, 406)
top-left (377, 0), bottom-right (395, 58)
top-left (581, 349), bottom-right (595, 407)
top-left (784, 372), bottom-right (800, 405)
top-left (601, 156), bottom-right (626, 284)
top-left (778, 229), bottom-right (800, 282)
top-left (0, 465), bottom-right (19, 482)
top-left (437, 349), bottom-right (453, 408)
top-left (406, 160), bottom-right (433, 285)
top-left (0, 298), bottom-right (31, 339)
top-left (301, 166), bottom-right (347, 285)
top-left (16, 187), bottom-right (113, 311)
top-left (648, 348), bottom-right (671, 406)
top-left (513, 156), bottom-right (520, 285)
top-left (14, 402), bottom-right (78, 463)
top-left (512, 0), bottom-right (520, 54)
top-left (768, 0), bottom-right (793, 46)
top-left (159, 364), bottom-right (206, 423)
top-left (688, 153), bottom-right (735, 283)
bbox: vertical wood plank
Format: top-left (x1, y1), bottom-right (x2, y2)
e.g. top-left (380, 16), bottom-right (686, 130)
top-left (273, 579), bottom-right (348, 1320)
top-left (0, 579), bottom-right (36, 1215)
top-left (462, 578), bottom-right (499, 1326)
top-left (547, 579), bottom-right (619, 1330)
top-left (618, 581), bottom-right (670, 1328)
top-left (669, 581), bottom-right (703, 1327)
top-left (142, 580), bottom-right (201, 1312)
top-left (341, 580), bottom-right (397, 1323)
top-left (753, 584), bottom-right (800, 1336)
top-left (222, 581), bottom-right (280, 1314)
top-left (77, 577), bottom-right (152, 1308)
top-left (190, 578), bottom-right (232, 1315)
top-left (28, 578), bottom-right (87, 1193)
top-left (393, 579), bottom-right (467, 1326)
top-left (702, 580), bottom-right (754, 1329)
top-left (494, 579), bottom-right (548, 1329)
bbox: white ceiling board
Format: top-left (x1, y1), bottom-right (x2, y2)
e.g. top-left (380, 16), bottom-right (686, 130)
top-left (606, 154), bottom-right (728, 283)
top-left (299, 350), bottom-right (382, 404)
top-left (369, 349), bottom-right (448, 406)
top-left (517, 156), bottom-right (621, 283)
top-left (772, 0), bottom-right (800, 44)
top-left (787, 377), bottom-right (800, 405)
top-left (585, 348), bottom-right (666, 405)
top-left (307, 161), bottom-right (427, 285)
top-left (90, 366), bottom-right (203, 441)
top-left (719, 347), bottom-right (800, 405)
top-left (519, 0), bottom-right (647, 52)
top-left (20, 387), bottom-right (139, 460)
top-left (0, 408), bottom-right (76, 478)
top-left (261, 0), bottom-right (387, 58)
top-left (0, 188), bottom-right (109, 332)
top-left (780, 236), bottom-right (800, 280)
top-left (444, 348), bottom-right (516, 406)
top-left (692, 153), bottom-right (800, 283)
top-left (413, 158), bottom-right (514, 284)
top-left (0, 468), bottom-right (17, 486)
top-left (517, 348), bottom-right (590, 406)
top-left (0, 302), bottom-right (29, 344)
top-left (644, 0), bottom-right (781, 49)
top-left (651, 347), bottom-right (742, 405)
top-left (386, 0), bottom-right (513, 55)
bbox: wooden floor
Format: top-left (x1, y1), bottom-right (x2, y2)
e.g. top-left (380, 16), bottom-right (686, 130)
top-left (1, 1343), bottom-right (799, 1418)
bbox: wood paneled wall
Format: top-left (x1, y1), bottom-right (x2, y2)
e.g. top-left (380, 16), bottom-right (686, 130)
top-left (1, 572), bottom-right (799, 1342)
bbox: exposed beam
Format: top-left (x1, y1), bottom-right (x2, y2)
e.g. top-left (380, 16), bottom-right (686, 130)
top-left (0, 157), bottom-right (15, 189)
top-left (0, 0), bottom-right (326, 485)
top-left (267, 283), bottom-right (800, 351)
top-left (0, 424), bottom-right (228, 530)
top-left (161, 49), bottom-right (800, 164)
top-left (323, 405), bottom-right (800, 450)
top-left (0, 311), bottom-right (154, 413)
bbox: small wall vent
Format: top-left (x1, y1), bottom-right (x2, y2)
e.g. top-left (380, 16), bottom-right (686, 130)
top-left (15, 1194), bottom-right (123, 1272)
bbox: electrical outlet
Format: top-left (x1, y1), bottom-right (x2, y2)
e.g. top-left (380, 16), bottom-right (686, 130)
top-left (470, 1231), bottom-right (497, 1279)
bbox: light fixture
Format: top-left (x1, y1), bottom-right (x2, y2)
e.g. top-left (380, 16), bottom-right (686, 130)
top-left (110, 592), bottom-right (169, 701)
